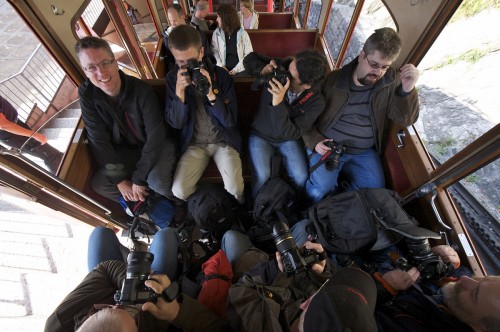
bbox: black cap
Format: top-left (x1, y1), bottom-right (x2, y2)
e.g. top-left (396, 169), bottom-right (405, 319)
top-left (303, 267), bottom-right (377, 332)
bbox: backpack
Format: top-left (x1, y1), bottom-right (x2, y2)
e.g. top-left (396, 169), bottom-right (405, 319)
top-left (227, 271), bottom-right (316, 332)
top-left (248, 177), bottom-right (296, 252)
top-left (119, 193), bottom-right (175, 237)
top-left (179, 246), bottom-right (233, 318)
top-left (253, 177), bottom-right (296, 224)
top-left (308, 188), bottom-right (442, 255)
top-left (187, 183), bottom-right (238, 242)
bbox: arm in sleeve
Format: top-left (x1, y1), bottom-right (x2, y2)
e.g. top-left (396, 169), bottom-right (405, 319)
top-left (270, 92), bottom-right (326, 139)
top-left (44, 261), bottom-right (126, 332)
top-left (131, 86), bottom-right (168, 185)
top-left (206, 69), bottom-right (238, 127)
top-left (211, 30), bottom-right (224, 68)
top-left (387, 82), bottom-right (420, 127)
top-left (164, 72), bottom-right (191, 129)
top-left (234, 30), bottom-right (253, 74)
top-left (80, 93), bottom-right (127, 184)
top-left (172, 296), bottom-right (229, 332)
top-left (243, 52), bottom-right (274, 77)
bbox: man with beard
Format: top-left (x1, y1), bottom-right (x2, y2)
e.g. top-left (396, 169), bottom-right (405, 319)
top-left (303, 27), bottom-right (420, 203)
top-left (370, 244), bottom-right (500, 332)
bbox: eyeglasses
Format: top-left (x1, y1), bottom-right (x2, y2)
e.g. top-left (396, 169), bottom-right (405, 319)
top-left (82, 58), bottom-right (116, 72)
top-left (364, 56), bottom-right (390, 71)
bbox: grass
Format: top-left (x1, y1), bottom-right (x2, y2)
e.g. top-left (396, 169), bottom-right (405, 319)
top-left (433, 137), bottom-right (455, 155)
top-left (432, 49), bottom-right (489, 70)
top-left (464, 174), bottom-right (479, 183)
top-left (451, 0), bottom-right (500, 22)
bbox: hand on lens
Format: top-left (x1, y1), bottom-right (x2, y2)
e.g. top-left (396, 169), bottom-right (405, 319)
top-left (142, 274), bottom-right (180, 322)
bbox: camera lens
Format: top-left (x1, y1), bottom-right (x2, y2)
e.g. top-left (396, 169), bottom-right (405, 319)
top-left (126, 251), bottom-right (154, 280)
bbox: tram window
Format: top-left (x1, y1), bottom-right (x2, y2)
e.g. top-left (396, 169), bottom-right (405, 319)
top-left (298, 0), bottom-right (308, 28)
top-left (414, 4), bottom-right (499, 221)
top-left (306, 0), bottom-right (322, 29)
top-left (340, 0), bottom-right (395, 67)
top-left (284, 0), bottom-right (295, 12)
top-left (323, 0), bottom-right (395, 67)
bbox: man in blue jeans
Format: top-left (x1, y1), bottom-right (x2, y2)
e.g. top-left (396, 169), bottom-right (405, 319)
top-left (243, 50), bottom-right (328, 198)
top-left (303, 28), bottom-right (420, 203)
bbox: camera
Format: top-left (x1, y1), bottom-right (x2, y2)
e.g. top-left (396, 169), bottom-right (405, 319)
top-left (273, 221), bottom-right (319, 276)
top-left (182, 58), bottom-right (211, 95)
top-left (114, 251), bottom-right (157, 305)
top-left (252, 65), bottom-right (291, 90)
top-left (395, 238), bottom-right (455, 280)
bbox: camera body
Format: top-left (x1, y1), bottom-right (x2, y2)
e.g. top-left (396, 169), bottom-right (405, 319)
top-left (182, 58), bottom-right (210, 95)
top-left (396, 238), bottom-right (455, 280)
top-left (273, 221), bottom-right (318, 276)
top-left (321, 140), bottom-right (348, 171)
top-left (114, 251), bottom-right (157, 305)
top-left (252, 65), bottom-right (291, 90)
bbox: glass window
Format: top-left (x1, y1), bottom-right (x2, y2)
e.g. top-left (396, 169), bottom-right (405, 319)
top-left (324, 0), bottom-right (395, 67)
top-left (306, 0), bottom-right (322, 29)
top-left (415, 3), bottom-right (499, 273)
top-left (298, 0), bottom-right (308, 28)
top-left (284, 0), bottom-right (295, 12)
top-left (340, 0), bottom-right (395, 66)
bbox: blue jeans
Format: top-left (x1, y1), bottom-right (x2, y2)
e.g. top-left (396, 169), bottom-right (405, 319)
top-left (305, 148), bottom-right (384, 203)
top-left (87, 227), bottom-right (180, 279)
top-left (249, 134), bottom-right (308, 197)
top-left (221, 222), bottom-right (311, 265)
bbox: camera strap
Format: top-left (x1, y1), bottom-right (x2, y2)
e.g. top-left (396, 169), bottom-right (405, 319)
top-left (308, 140), bottom-right (348, 173)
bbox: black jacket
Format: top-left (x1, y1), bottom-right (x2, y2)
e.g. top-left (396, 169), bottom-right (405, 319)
top-left (244, 52), bottom-right (326, 143)
top-left (79, 71), bottom-right (170, 185)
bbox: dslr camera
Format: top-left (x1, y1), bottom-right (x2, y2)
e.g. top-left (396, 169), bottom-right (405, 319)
top-left (182, 58), bottom-right (211, 95)
top-left (395, 238), bottom-right (455, 280)
top-left (252, 65), bottom-right (291, 90)
top-left (273, 221), bottom-right (319, 276)
top-left (114, 251), bottom-right (157, 305)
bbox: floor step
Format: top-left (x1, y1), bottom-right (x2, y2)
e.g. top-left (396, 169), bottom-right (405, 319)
top-left (41, 117), bottom-right (79, 129)
top-left (56, 107), bottom-right (81, 119)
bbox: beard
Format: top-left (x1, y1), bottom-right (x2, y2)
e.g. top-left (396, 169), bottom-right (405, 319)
top-left (358, 73), bottom-right (380, 86)
top-left (441, 282), bottom-right (475, 327)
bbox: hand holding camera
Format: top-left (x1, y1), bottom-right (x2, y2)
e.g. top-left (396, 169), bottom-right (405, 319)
top-left (273, 221), bottom-right (327, 276)
top-left (268, 76), bottom-right (290, 106)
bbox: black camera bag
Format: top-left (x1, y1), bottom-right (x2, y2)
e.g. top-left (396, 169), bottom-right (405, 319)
top-left (188, 183), bottom-right (239, 242)
top-left (308, 188), bottom-right (441, 255)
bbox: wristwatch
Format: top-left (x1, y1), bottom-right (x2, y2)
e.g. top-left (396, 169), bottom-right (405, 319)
top-left (162, 281), bottom-right (181, 302)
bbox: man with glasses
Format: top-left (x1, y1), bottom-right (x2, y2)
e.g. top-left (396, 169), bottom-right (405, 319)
top-left (75, 37), bottom-right (176, 205)
top-left (165, 25), bottom-right (245, 204)
top-left (304, 27), bottom-right (420, 204)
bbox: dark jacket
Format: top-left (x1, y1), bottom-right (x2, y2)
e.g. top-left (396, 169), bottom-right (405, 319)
top-left (303, 56), bottom-right (419, 152)
top-left (79, 71), bottom-right (171, 186)
top-left (244, 52), bottom-right (326, 143)
top-left (45, 260), bottom-right (228, 332)
top-left (165, 58), bottom-right (242, 154)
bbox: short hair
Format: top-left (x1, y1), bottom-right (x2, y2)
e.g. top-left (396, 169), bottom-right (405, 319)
top-left (74, 36), bottom-right (114, 61)
top-left (76, 308), bottom-right (129, 332)
top-left (363, 27), bottom-right (401, 61)
top-left (216, 4), bottom-right (241, 34)
top-left (195, 1), bottom-right (209, 12)
top-left (168, 4), bottom-right (183, 17)
top-left (294, 49), bottom-right (329, 86)
top-left (240, 0), bottom-right (253, 10)
top-left (168, 25), bottom-right (202, 51)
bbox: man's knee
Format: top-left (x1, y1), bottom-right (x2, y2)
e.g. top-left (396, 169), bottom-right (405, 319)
top-left (172, 180), bottom-right (195, 201)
